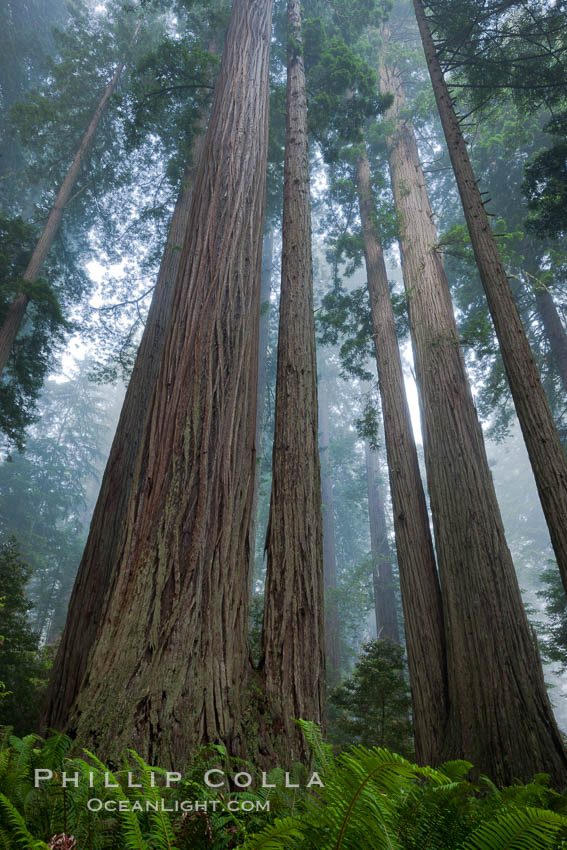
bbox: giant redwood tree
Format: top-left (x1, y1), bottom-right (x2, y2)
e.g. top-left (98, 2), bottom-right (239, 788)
top-left (413, 0), bottom-right (567, 597)
top-left (377, 22), bottom-right (567, 784)
top-left (262, 0), bottom-right (326, 762)
top-left (40, 159), bottom-right (199, 733)
top-left (355, 143), bottom-right (447, 764)
top-left (0, 20), bottom-right (141, 376)
top-left (57, 0), bottom-right (273, 767)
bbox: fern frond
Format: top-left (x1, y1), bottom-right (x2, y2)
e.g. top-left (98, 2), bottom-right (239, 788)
top-left (241, 815), bottom-right (304, 848)
top-left (0, 792), bottom-right (49, 848)
top-left (459, 806), bottom-right (567, 849)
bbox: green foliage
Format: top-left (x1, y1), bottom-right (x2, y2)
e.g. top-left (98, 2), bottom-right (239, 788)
top-left (0, 540), bottom-right (50, 735)
top-left (524, 112), bottom-right (567, 241)
top-left (0, 214), bottom-right (66, 450)
top-left (328, 640), bottom-right (413, 758)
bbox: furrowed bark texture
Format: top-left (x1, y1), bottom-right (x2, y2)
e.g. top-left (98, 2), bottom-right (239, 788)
top-left (67, 0), bottom-right (273, 767)
top-left (0, 23), bottom-right (141, 374)
top-left (364, 442), bottom-right (399, 644)
top-left (248, 228), bottom-right (274, 599)
top-left (262, 0), bottom-right (325, 762)
top-left (413, 0), bottom-right (567, 597)
top-left (379, 35), bottom-right (567, 785)
top-left (319, 377), bottom-right (341, 686)
top-left (40, 159), bottom-right (198, 734)
top-left (356, 148), bottom-right (446, 764)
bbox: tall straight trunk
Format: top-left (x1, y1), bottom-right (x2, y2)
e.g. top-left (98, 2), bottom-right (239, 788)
top-left (40, 159), bottom-right (199, 733)
top-left (0, 22), bottom-right (141, 375)
top-left (355, 147), bottom-right (446, 764)
top-left (378, 34), bottom-right (567, 785)
top-left (413, 0), bottom-right (567, 597)
top-left (364, 441), bottom-right (399, 644)
top-left (318, 377), bottom-right (341, 686)
top-left (59, 0), bottom-right (273, 767)
top-left (248, 228), bottom-right (274, 599)
top-left (262, 0), bottom-right (325, 762)
top-left (535, 287), bottom-right (567, 396)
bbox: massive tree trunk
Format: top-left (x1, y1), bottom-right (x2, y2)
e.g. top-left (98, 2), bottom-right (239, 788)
top-left (248, 228), bottom-right (274, 599)
top-left (355, 146), bottom-right (446, 764)
top-left (378, 33), bottom-right (567, 785)
top-left (318, 376), bottom-right (341, 686)
top-left (535, 286), bottom-right (567, 397)
top-left (364, 441), bottom-right (399, 644)
top-left (0, 22), bottom-right (141, 375)
top-left (59, 0), bottom-right (273, 768)
top-left (413, 0), bottom-right (567, 597)
top-left (40, 159), bottom-right (199, 733)
top-left (262, 0), bottom-right (325, 762)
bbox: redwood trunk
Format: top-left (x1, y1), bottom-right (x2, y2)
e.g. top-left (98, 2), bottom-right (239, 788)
top-left (319, 377), bottom-right (341, 686)
top-left (62, 0), bottom-right (273, 767)
top-left (40, 159), bottom-right (199, 733)
top-left (535, 287), bottom-right (567, 396)
top-left (378, 36), bottom-right (567, 784)
top-left (262, 0), bottom-right (325, 762)
top-left (413, 0), bottom-right (567, 597)
top-left (248, 228), bottom-right (274, 599)
top-left (356, 147), bottom-right (446, 764)
top-left (364, 441), bottom-right (399, 644)
top-left (0, 23), bottom-right (141, 374)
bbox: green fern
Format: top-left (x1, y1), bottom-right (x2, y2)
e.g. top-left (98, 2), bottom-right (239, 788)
top-left (459, 806), bottom-right (567, 849)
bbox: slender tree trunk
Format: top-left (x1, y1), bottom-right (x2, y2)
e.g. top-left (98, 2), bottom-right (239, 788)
top-left (40, 158), bottom-right (199, 732)
top-left (248, 228), bottom-right (274, 599)
top-left (57, 0), bottom-right (273, 767)
top-left (262, 0), bottom-right (325, 762)
top-left (378, 34), bottom-right (567, 785)
top-left (318, 377), bottom-right (341, 686)
top-left (535, 287), bottom-right (567, 396)
top-left (0, 22), bottom-right (141, 375)
top-left (364, 441), bottom-right (399, 644)
top-left (413, 0), bottom-right (567, 596)
top-left (355, 146), bottom-right (446, 764)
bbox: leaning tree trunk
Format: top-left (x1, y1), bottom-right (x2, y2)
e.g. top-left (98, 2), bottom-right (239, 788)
top-left (319, 376), bottom-right (341, 687)
top-left (378, 32), bottom-right (567, 785)
top-left (364, 441), bottom-right (399, 644)
top-left (248, 228), bottom-right (274, 599)
top-left (40, 157), bottom-right (199, 733)
top-left (262, 0), bottom-right (325, 763)
top-left (0, 21), bottom-right (141, 375)
top-left (355, 146), bottom-right (446, 764)
top-left (61, 0), bottom-right (273, 768)
top-left (413, 0), bottom-right (567, 597)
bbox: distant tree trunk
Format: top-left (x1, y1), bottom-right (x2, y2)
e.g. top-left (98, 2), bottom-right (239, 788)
top-left (378, 32), bottom-right (567, 785)
top-left (364, 441), bottom-right (399, 644)
top-left (318, 377), bottom-right (341, 686)
top-left (56, 0), bottom-right (273, 767)
top-left (413, 0), bottom-right (567, 597)
top-left (262, 0), bottom-right (325, 762)
top-left (535, 287), bottom-right (567, 396)
top-left (248, 228), bottom-right (274, 599)
top-left (40, 158), bottom-right (199, 732)
top-left (355, 146), bottom-right (446, 764)
top-left (0, 22), bottom-right (142, 375)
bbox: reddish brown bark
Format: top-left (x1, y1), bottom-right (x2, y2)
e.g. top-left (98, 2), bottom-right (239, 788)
top-left (355, 147), bottom-right (446, 764)
top-left (413, 0), bottom-right (567, 598)
top-left (40, 159), bottom-right (199, 733)
top-left (0, 23), bottom-right (141, 374)
top-left (379, 30), bottom-right (567, 785)
top-left (364, 441), bottom-right (399, 644)
top-left (319, 377), bottom-right (341, 686)
top-left (61, 0), bottom-right (273, 767)
top-left (262, 0), bottom-right (325, 762)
